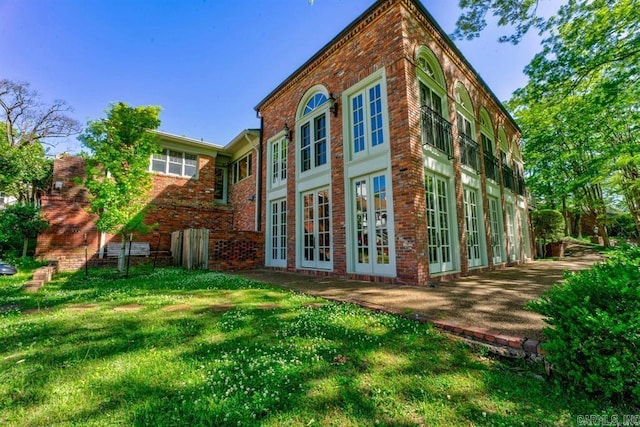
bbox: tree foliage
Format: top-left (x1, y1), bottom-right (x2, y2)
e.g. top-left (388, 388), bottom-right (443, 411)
top-left (0, 203), bottom-right (49, 257)
top-left (0, 79), bottom-right (81, 148)
top-left (459, 0), bottom-right (640, 243)
top-left (80, 102), bottom-right (161, 239)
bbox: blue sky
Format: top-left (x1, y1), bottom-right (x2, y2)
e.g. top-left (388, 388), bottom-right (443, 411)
top-left (0, 0), bottom-right (554, 153)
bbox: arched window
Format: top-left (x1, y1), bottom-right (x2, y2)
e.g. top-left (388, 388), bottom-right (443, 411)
top-left (416, 47), bottom-right (452, 157)
top-left (455, 83), bottom-right (478, 172)
top-left (296, 87), bottom-right (330, 174)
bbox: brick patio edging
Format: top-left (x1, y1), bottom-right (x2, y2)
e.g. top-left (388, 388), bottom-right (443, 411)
top-left (325, 295), bottom-right (546, 359)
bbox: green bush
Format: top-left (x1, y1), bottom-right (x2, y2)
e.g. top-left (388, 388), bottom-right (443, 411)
top-left (529, 245), bottom-right (640, 404)
top-left (531, 209), bottom-right (565, 243)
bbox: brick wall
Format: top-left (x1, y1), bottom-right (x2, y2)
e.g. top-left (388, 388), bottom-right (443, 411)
top-left (37, 154), bottom-right (263, 272)
top-left (208, 230), bottom-right (264, 270)
top-left (228, 152), bottom-right (258, 231)
top-left (256, 0), bottom-right (528, 285)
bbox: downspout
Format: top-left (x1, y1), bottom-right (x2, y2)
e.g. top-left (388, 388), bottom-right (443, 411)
top-left (256, 113), bottom-right (264, 232)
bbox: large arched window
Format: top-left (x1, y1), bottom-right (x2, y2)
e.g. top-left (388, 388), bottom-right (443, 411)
top-left (296, 88), bottom-right (330, 174)
top-left (498, 127), bottom-right (515, 192)
top-left (455, 83), bottom-right (478, 172)
top-left (416, 47), bottom-right (452, 157)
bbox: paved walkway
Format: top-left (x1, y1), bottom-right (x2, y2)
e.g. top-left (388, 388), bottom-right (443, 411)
top-left (235, 246), bottom-right (602, 344)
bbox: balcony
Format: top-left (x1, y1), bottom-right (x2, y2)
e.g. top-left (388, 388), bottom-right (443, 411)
top-left (502, 164), bottom-right (516, 192)
top-left (421, 105), bottom-right (453, 158)
top-left (458, 133), bottom-right (480, 172)
top-left (483, 153), bottom-right (499, 182)
top-left (515, 174), bottom-right (526, 196)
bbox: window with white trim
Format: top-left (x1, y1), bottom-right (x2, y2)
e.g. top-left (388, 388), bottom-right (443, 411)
top-left (270, 137), bottom-right (287, 187)
top-left (301, 188), bottom-right (331, 269)
top-left (232, 153), bottom-right (252, 183)
top-left (298, 92), bottom-right (328, 174)
top-left (150, 149), bottom-right (198, 178)
top-left (350, 82), bottom-right (385, 156)
top-left (214, 166), bottom-right (227, 204)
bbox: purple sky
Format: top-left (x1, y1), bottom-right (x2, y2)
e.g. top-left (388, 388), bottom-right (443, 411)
top-left (0, 0), bottom-right (556, 153)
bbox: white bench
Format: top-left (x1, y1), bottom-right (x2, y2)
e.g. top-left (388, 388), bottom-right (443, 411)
top-left (106, 242), bottom-right (150, 257)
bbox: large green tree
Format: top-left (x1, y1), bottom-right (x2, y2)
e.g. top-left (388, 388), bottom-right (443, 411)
top-left (80, 102), bottom-right (161, 271)
top-left (456, 0), bottom-right (640, 242)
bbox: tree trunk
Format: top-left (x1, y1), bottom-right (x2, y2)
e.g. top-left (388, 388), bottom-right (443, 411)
top-left (22, 236), bottom-right (28, 258)
top-left (118, 237), bottom-right (126, 272)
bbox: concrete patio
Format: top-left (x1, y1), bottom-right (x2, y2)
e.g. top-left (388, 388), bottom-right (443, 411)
top-left (234, 245), bottom-right (602, 344)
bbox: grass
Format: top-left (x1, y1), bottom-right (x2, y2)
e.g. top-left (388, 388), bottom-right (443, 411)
top-left (0, 266), bottom-right (628, 426)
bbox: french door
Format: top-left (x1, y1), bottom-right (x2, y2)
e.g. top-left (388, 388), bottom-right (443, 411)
top-left (268, 199), bottom-right (287, 267)
top-left (488, 197), bottom-right (503, 264)
top-left (301, 188), bottom-right (331, 269)
top-left (464, 188), bottom-right (483, 268)
top-left (353, 173), bottom-right (394, 275)
top-left (425, 173), bottom-right (454, 274)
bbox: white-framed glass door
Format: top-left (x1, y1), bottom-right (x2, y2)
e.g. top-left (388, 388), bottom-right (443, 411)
top-left (506, 202), bottom-right (517, 261)
top-left (352, 173), bottom-right (394, 275)
top-left (464, 188), bottom-right (483, 268)
top-left (488, 197), bottom-right (503, 264)
top-left (301, 188), bottom-right (331, 269)
top-left (425, 173), bottom-right (454, 274)
top-left (268, 199), bottom-right (287, 267)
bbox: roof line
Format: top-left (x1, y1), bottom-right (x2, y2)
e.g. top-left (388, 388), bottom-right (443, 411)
top-left (253, 0), bottom-right (520, 132)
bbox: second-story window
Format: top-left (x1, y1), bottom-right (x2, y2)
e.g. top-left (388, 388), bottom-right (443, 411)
top-left (350, 82), bottom-right (385, 157)
top-left (150, 149), bottom-right (198, 178)
top-left (232, 153), bottom-right (252, 183)
top-left (271, 137), bottom-right (287, 187)
top-left (299, 92), bottom-right (328, 173)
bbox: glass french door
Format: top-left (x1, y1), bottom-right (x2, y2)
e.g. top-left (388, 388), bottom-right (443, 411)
top-left (353, 174), bottom-right (394, 275)
top-left (506, 203), bottom-right (518, 261)
top-left (268, 199), bottom-right (287, 267)
top-left (301, 189), bottom-right (331, 269)
top-left (464, 188), bottom-right (483, 268)
top-left (425, 173), bottom-right (454, 274)
top-left (488, 197), bottom-right (503, 264)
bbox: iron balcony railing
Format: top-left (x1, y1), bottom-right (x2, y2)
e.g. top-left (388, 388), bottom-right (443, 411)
top-left (483, 153), bottom-right (499, 182)
top-left (515, 174), bottom-right (526, 196)
top-left (502, 164), bottom-right (516, 192)
top-left (421, 105), bottom-right (453, 158)
top-left (459, 133), bottom-right (480, 172)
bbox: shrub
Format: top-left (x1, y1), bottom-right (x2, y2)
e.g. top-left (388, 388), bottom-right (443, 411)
top-left (529, 245), bottom-right (640, 404)
top-left (531, 209), bottom-right (565, 243)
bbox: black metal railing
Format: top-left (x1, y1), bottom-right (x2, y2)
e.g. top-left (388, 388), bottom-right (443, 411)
top-left (483, 153), bottom-right (499, 182)
top-left (459, 133), bottom-right (480, 172)
top-left (515, 174), bottom-right (526, 196)
top-left (502, 164), bottom-right (516, 192)
top-left (421, 105), bottom-right (453, 158)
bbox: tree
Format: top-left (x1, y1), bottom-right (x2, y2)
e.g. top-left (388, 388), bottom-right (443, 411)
top-left (461, 0), bottom-right (640, 245)
top-left (80, 102), bottom-right (161, 272)
top-left (0, 204), bottom-right (49, 258)
top-left (0, 127), bottom-right (53, 204)
top-left (0, 79), bottom-right (81, 148)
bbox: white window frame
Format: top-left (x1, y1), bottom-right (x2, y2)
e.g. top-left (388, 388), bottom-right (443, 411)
top-left (296, 92), bottom-right (330, 177)
top-left (214, 165), bottom-right (228, 204)
top-left (267, 198), bottom-right (287, 267)
top-left (232, 153), bottom-right (252, 183)
top-left (463, 186), bottom-right (485, 268)
top-left (269, 136), bottom-right (287, 189)
top-left (299, 187), bottom-right (332, 270)
top-left (150, 149), bottom-right (198, 178)
top-left (348, 79), bottom-right (387, 160)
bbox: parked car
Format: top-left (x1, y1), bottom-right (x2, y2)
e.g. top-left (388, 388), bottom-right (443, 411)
top-left (0, 261), bottom-right (17, 275)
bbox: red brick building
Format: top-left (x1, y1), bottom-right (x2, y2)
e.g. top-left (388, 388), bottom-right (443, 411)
top-left (36, 130), bottom-right (263, 271)
top-left (255, 0), bottom-right (532, 285)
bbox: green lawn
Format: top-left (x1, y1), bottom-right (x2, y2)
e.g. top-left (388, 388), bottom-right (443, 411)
top-left (0, 266), bottom-right (623, 426)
